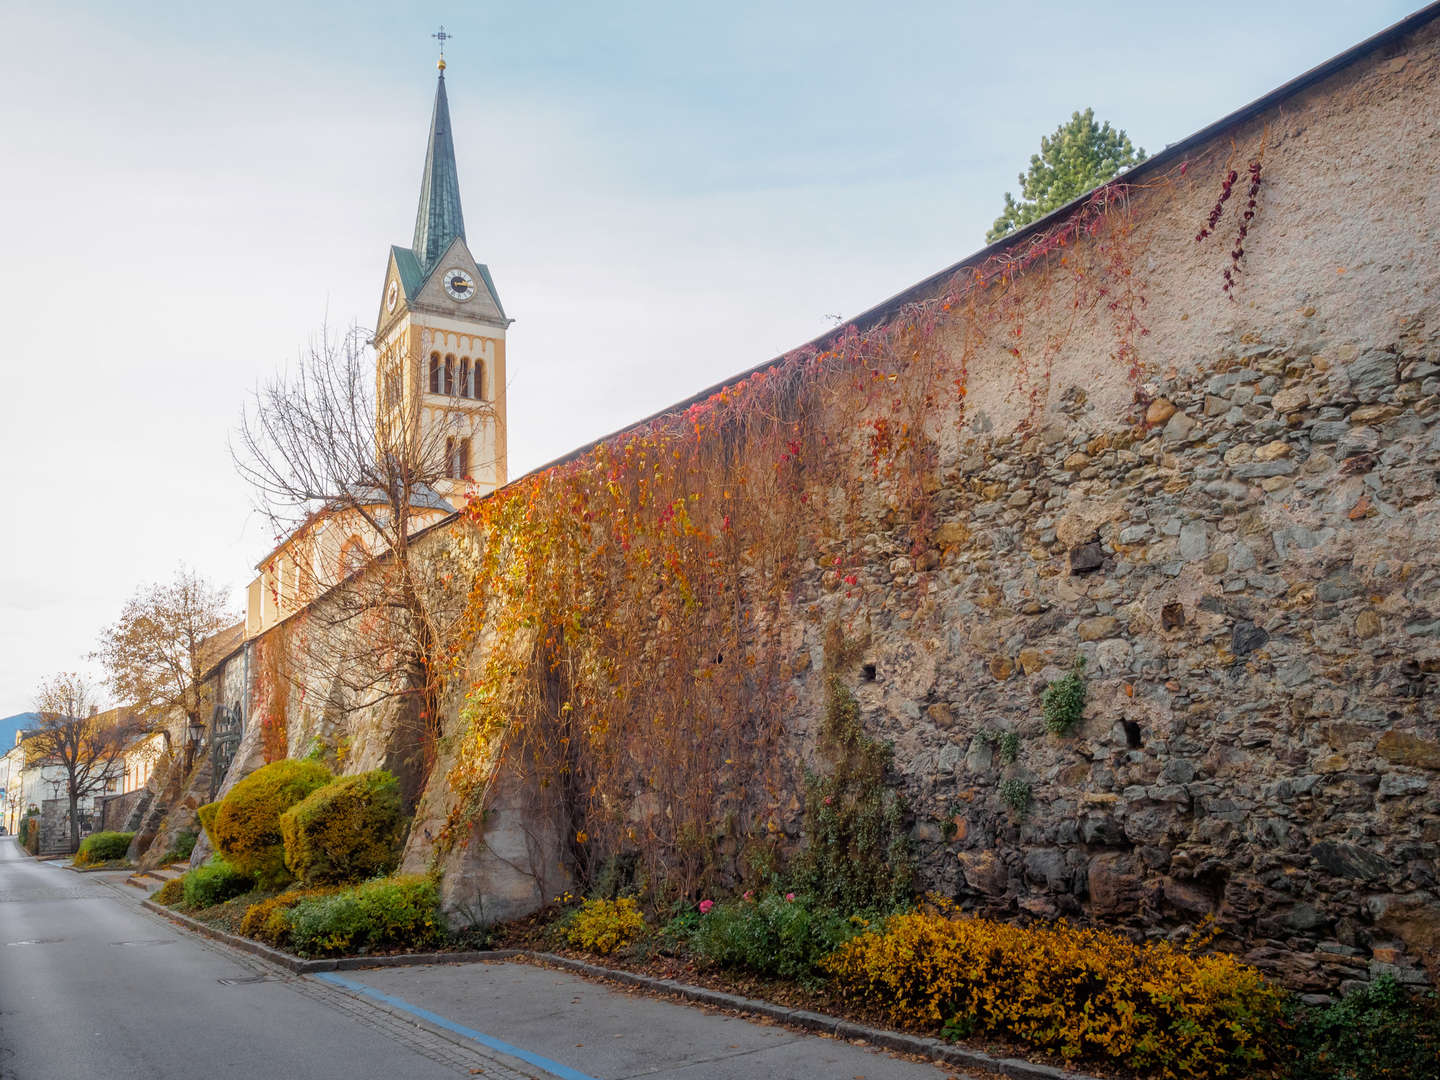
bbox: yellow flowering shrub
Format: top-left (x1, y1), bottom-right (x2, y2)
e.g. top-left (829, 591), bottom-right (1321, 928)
top-left (822, 910), bottom-right (1288, 1079)
top-left (565, 897), bottom-right (646, 954)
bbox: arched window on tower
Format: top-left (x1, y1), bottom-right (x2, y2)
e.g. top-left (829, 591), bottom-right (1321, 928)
top-left (443, 355), bottom-right (454, 395)
top-left (459, 358), bottom-right (471, 398)
top-left (337, 535), bottom-right (366, 580)
top-left (444, 437), bottom-right (471, 479)
top-left (428, 353), bottom-right (440, 394)
top-left (474, 358), bottom-right (486, 401)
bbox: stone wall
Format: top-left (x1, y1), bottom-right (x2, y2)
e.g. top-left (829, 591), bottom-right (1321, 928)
top-left (853, 336), bottom-right (1440, 994)
top-left (232, 12), bottom-right (1440, 994)
top-left (94, 789), bottom-right (146, 834)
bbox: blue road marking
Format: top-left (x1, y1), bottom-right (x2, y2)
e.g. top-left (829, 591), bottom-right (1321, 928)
top-left (312, 970), bottom-right (601, 1080)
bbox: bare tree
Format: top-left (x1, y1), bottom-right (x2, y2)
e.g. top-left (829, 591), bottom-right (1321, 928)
top-left (29, 674), bottom-right (140, 852)
top-left (231, 325), bottom-right (496, 776)
top-left (94, 566), bottom-right (237, 735)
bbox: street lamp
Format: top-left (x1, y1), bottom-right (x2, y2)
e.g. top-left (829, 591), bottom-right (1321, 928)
top-left (186, 716), bottom-right (206, 772)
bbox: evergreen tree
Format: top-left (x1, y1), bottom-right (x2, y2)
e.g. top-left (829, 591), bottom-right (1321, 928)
top-left (987, 108), bottom-right (1146, 242)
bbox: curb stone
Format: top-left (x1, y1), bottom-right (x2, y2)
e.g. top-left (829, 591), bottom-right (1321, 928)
top-left (140, 901), bottom-right (1103, 1080)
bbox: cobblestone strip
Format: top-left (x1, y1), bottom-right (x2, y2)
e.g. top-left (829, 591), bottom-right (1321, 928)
top-left (288, 972), bottom-right (544, 1079)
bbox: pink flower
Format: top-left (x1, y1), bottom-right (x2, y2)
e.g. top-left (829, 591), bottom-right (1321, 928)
top-left (742, 890), bottom-right (754, 901)
top-left (698, 899), bottom-right (714, 914)
top-left (785, 893), bottom-right (796, 902)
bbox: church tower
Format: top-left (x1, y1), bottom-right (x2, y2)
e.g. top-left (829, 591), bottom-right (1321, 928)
top-left (374, 49), bottom-right (510, 508)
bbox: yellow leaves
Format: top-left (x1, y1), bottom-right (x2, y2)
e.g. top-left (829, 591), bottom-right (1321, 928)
top-left (565, 897), bottom-right (645, 954)
top-left (822, 911), bottom-right (1286, 1079)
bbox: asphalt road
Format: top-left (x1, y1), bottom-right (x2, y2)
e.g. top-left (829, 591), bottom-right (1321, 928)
top-left (0, 839), bottom-right (957, 1079)
top-left (0, 838), bottom-right (539, 1080)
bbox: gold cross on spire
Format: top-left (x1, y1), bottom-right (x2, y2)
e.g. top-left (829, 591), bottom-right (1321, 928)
top-left (433, 25), bottom-right (452, 70)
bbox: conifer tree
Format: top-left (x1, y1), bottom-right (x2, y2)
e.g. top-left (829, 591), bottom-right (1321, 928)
top-left (987, 108), bottom-right (1146, 242)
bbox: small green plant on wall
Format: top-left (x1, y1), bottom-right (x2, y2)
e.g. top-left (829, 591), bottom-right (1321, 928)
top-left (979, 728), bottom-right (1021, 764)
top-left (999, 778), bottom-right (1032, 814)
top-left (1042, 656), bottom-right (1086, 735)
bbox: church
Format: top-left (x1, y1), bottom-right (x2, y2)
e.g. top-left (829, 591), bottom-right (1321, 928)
top-left (246, 50), bottom-right (507, 638)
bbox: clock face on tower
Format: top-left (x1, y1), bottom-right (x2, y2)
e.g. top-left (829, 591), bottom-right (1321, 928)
top-left (443, 268), bottom-right (475, 301)
top-left (385, 280), bottom-right (399, 313)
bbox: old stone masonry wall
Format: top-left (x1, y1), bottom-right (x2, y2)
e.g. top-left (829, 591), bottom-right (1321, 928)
top-left (850, 330), bottom-right (1440, 995)
top-left (230, 12), bottom-right (1440, 997)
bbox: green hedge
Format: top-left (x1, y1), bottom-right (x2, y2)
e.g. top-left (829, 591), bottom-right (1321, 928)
top-left (210, 760), bottom-right (332, 888)
top-left (181, 856), bottom-right (254, 909)
top-left (692, 893), bottom-right (866, 985)
top-left (74, 831), bottom-right (135, 866)
top-left (1291, 975), bottom-right (1440, 1079)
top-left (286, 875), bottom-right (443, 957)
top-left (19, 814), bottom-right (39, 855)
top-left (280, 770), bottom-right (404, 885)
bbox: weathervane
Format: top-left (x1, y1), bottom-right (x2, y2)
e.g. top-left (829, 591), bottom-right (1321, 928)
top-left (433, 25), bottom-right (452, 70)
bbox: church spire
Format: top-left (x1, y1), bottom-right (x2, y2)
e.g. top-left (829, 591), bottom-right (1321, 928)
top-left (412, 47), bottom-right (466, 274)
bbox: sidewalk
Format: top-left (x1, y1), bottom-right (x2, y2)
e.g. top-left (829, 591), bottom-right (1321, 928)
top-left (324, 959), bottom-right (961, 1080)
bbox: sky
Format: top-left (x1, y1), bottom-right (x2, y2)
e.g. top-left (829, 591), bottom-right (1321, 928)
top-left (0, 0), bottom-right (1421, 712)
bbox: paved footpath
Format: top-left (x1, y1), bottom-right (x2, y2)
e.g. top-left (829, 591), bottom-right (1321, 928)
top-left (0, 839), bottom-right (958, 1079)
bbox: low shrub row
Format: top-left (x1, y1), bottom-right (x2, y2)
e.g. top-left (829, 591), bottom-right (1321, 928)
top-left (238, 886), bottom-right (341, 948)
top-left (74, 830), bottom-right (134, 866)
top-left (284, 875), bottom-right (443, 957)
top-left (690, 893), bottom-right (867, 985)
top-left (822, 908), bottom-right (1286, 1079)
top-left (181, 856), bottom-right (254, 909)
top-left (1290, 975), bottom-right (1440, 1080)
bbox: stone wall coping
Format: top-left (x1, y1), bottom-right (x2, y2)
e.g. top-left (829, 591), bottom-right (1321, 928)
top-left (140, 899), bottom-right (1102, 1080)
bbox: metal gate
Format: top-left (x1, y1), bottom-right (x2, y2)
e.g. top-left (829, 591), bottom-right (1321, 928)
top-left (209, 704), bottom-right (243, 800)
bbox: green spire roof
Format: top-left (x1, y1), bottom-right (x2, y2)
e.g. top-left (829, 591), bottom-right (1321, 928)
top-left (412, 70), bottom-right (466, 273)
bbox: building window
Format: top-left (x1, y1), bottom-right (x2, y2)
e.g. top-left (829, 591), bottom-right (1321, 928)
top-left (459, 358), bottom-right (471, 398)
top-left (443, 355), bottom-right (454, 395)
top-left (338, 535), bottom-right (366, 579)
top-left (428, 353), bottom-right (440, 394)
top-left (474, 359), bottom-right (486, 401)
top-left (445, 437), bottom-right (471, 479)
top-left (384, 364), bottom-right (402, 410)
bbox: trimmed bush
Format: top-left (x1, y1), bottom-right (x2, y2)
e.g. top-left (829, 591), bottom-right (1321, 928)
top-left (74, 830), bottom-right (134, 866)
top-left (286, 875), bottom-right (443, 958)
top-left (211, 760), bottom-right (332, 888)
top-left (197, 802), bottom-right (219, 846)
top-left (692, 893), bottom-right (865, 984)
top-left (823, 910), bottom-right (1288, 1079)
top-left (181, 857), bottom-right (255, 909)
top-left (153, 877), bottom-right (186, 906)
top-left (280, 770), bottom-right (404, 885)
top-left (564, 897), bottom-right (646, 955)
top-left (1291, 975), bottom-right (1440, 1080)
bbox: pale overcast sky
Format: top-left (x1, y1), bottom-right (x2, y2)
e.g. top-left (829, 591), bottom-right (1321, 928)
top-left (0, 1), bottom-right (1420, 712)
